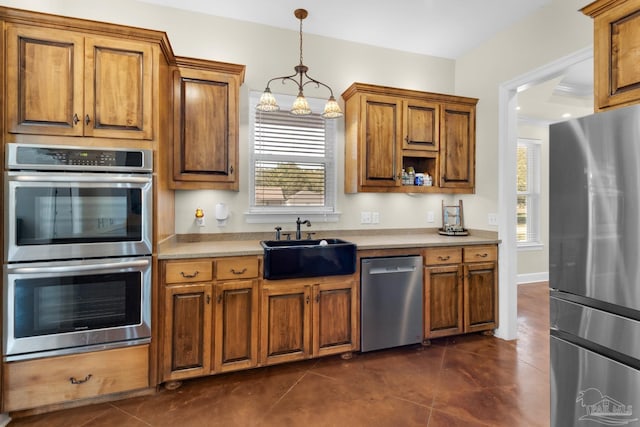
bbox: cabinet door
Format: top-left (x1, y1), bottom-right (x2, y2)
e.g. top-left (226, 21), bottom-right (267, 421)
top-left (463, 262), bottom-right (498, 333)
top-left (173, 67), bottom-right (239, 189)
top-left (439, 103), bottom-right (475, 190)
top-left (312, 279), bottom-right (358, 356)
top-left (424, 264), bottom-right (464, 338)
top-left (213, 280), bottom-right (259, 372)
top-left (404, 100), bottom-right (440, 151)
top-left (6, 25), bottom-right (84, 136)
top-left (261, 285), bottom-right (311, 365)
top-left (589, 0), bottom-right (640, 110)
top-left (84, 37), bottom-right (154, 139)
top-left (360, 95), bottom-right (403, 188)
top-left (162, 284), bottom-right (212, 381)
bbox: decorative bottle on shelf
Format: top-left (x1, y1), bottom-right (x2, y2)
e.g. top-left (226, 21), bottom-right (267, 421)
top-left (406, 167), bottom-right (415, 186)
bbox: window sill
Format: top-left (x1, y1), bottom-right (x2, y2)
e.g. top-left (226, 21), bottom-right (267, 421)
top-left (517, 242), bottom-right (544, 251)
top-left (244, 210), bottom-right (341, 224)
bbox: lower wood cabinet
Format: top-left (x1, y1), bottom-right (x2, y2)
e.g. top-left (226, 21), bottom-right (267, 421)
top-left (214, 280), bottom-right (259, 372)
top-left (161, 257), bottom-right (259, 384)
top-left (261, 276), bottom-right (358, 366)
top-left (424, 245), bottom-right (498, 340)
top-left (3, 345), bottom-right (149, 412)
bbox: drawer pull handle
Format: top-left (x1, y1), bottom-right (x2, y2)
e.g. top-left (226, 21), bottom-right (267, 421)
top-left (476, 253), bottom-right (488, 258)
top-left (180, 271), bottom-right (199, 279)
top-left (231, 268), bottom-right (247, 275)
top-left (70, 374), bottom-right (92, 385)
top-left (438, 255), bottom-right (450, 261)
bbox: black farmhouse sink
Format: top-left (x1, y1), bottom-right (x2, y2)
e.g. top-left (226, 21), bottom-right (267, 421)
top-left (261, 238), bottom-right (357, 280)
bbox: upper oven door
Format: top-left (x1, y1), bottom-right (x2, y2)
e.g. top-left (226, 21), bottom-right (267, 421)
top-left (5, 172), bottom-right (152, 262)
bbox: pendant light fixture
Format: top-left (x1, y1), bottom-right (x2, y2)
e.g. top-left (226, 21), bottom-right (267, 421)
top-left (256, 9), bottom-right (343, 119)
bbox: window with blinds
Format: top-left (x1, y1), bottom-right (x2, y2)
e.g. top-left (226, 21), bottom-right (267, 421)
top-left (249, 91), bottom-right (337, 215)
top-left (517, 138), bottom-right (541, 245)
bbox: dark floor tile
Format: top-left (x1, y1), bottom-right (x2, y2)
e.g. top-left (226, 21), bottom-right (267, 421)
top-left (8, 404), bottom-right (136, 427)
top-left (259, 372), bottom-right (430, 427)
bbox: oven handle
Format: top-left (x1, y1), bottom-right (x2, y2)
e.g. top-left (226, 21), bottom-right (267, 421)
top-left (8, 259), bottom-right (150, 274)
top-left (9, 174), bottom-right (151, 184)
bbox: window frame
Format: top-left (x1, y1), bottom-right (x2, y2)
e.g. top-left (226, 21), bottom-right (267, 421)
top-left (516, 138), bottom-right (542, 249)
top-left (245, 90), bottom-right (340, 224)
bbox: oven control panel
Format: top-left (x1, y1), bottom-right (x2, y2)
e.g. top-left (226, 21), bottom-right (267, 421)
top-left (7, 144), bottom-right (152, 172)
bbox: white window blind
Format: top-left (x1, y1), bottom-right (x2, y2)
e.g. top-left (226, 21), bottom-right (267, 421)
top-left (517, 138), bottom-right (541, 245)
top-left (248, 91), bottom-right (337, 219)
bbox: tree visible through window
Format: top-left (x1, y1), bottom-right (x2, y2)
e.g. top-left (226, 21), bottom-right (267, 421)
top-left (517, 138), bottom-right (541, 245)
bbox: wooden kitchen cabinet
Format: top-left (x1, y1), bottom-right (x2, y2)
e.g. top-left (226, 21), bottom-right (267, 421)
top-left (261, 276), bottom-right (358, 365)
top-left (3, 345), bottom-right (149, 412)
top-left (261, 282), bottom-right (312, 365)
top-left (213, 279), bottom-right (259, 372)
top-left (6, 24), bottom-right (154, 140)
top-left (162, 283), bottom-right (213, 382)
top-left (582, 0), bottom-right (640, 111)
top-left (424, 247), bottom-right (464, 339)
top-left (463, 245), bottom-right (499, 333)
top-left (161, 257), bottom-right (259, 385)
top-left (342, 83), bottom-right (477, 194)
top-left (171, 57), bottom-right (245, 190)
top-left (439, 103), bottom-right (476, 189)
top-left (423, 245), bottom-right (498, 341)
top-left (312, 278), bottom-right (358, 357)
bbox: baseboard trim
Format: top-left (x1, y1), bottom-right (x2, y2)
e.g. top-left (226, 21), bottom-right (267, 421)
top-left (517, 272), bottom-right (548, 284)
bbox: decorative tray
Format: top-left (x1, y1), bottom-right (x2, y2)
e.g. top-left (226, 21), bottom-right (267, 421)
top-left (438, 228), bottom-right (469, 236)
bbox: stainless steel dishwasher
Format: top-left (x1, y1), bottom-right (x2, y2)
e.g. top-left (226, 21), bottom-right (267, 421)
top-left (360, 255), bottom-right (423, 352)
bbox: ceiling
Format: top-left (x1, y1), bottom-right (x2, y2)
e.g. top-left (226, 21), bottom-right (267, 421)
top-left (138, 0), bottom-right (593, 123)
top-left (138, 0), bottom-right (553, 59)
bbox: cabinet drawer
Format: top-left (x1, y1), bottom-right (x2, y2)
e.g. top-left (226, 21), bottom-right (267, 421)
top-left (165, 260), bottom-right (213, 284)
top-left (464, 245), bottom-right (497, 263)
top-left (216, 256), bottom-right (259, 280)
top-left (3, 345), bottom-right (149, 412)
top-left (424, 247), bottom-right (462, 265)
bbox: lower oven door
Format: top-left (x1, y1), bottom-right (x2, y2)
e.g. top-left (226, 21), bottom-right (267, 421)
top-left (3, 256), bottom-right (151, 361)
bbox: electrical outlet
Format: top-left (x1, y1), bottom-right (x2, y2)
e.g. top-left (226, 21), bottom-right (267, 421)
top-left (488, 213), bottom-right (498, 226)
top-left (371, 212), bottom-right (379, 224)
top-left (361, 211), bottom-right (372, 224)
top-left (426, 211), bottom-right (435, 223)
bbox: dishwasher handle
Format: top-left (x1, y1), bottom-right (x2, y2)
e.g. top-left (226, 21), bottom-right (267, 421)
top-left (368, 266), bottom-right (417, 275)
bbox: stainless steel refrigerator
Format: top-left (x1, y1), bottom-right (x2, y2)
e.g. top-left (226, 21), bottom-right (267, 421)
top-left (550, 105), bottom-right (640, 426)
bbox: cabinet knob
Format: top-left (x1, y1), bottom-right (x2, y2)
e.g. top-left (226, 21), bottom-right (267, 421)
top-left (229, 165), bottom-right (234, 174)
top-left (72, 113), bottom-right (80, 125)
top-left (85, 114), bottom-right (91, 125)
top-left (206, 294), bottom-right (211, 304)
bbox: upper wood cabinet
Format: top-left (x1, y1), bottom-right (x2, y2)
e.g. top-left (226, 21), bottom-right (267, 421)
top-left (342, 83), bottom-right (477, 194)
top-left (6, 24), bottom-right (155, 140)
top-left (582, 0), bottom-right (640, 111)
top-left (171, 57), bottom-right (245, 190)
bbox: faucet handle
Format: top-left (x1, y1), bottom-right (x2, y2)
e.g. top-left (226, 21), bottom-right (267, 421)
top-left (274, 226), bottom-right (282, 240)
top-left (282, 232), bottom-right (292, 240)
top-left (306, 232), bottom-right (316, 240)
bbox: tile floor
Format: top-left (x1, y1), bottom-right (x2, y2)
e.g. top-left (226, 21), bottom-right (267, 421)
top-left (8, 282), bottom-right (550, 426)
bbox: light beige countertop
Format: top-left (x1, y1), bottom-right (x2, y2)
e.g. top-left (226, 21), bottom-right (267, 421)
top-left (157, 229), bottom-right (500, 259)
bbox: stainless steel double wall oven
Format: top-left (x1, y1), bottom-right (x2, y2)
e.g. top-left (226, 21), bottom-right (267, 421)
top-left (3, 144), bottom-right (153, 361)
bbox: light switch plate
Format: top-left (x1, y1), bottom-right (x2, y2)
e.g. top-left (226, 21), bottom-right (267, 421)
top-left (361, 211), bottom-right (372, 224)
top-left (488, 213), bottom-right (498, 226)
top-left (371, 212), bottom-right (379, 224)
top-left (426, 211), bottom-right (435, 223)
